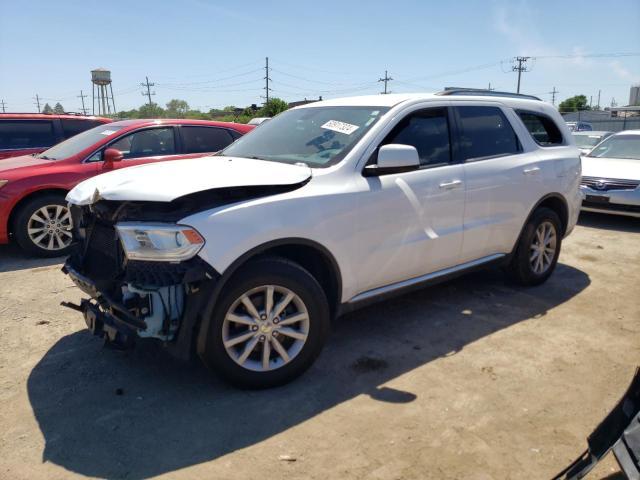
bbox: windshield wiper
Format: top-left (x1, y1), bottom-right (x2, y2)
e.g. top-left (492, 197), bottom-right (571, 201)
top-left (38, 155), bottom-right (54, 160)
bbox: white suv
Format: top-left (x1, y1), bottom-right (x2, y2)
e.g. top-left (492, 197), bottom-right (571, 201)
top-left (63, 90), bottom-right (582, 388)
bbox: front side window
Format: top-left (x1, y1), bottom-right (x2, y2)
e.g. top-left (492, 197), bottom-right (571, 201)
top-left (0, 120), bottom-right (56, 150)
top-left (221, 106), bottom-right (390, 167)
top-left (587, 135), bottom-right (640, 160)
top-left (381, 108), bottom-right (451, 167)
top-left (517, 111), bottom-right (563, 146)
top-left (181, 126), bottom-right (233, 153)
top-left (109, 128), bottom-right (176, 159)
top-left (455, 106), bottom-right (521, 161)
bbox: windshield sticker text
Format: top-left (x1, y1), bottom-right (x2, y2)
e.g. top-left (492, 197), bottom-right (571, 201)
top-left (321, 120), bottom-right (359, 135)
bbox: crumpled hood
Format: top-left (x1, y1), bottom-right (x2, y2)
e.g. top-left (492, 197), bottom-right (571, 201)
top-left (0, 154), bottom-right (53, 174)
top-left (66, 156), bottom-right (312, 205)
top-left (581, 156), bottom-right (640, 180)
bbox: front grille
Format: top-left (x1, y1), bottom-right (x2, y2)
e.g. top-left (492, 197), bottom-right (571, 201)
top-left (581, 176), bottom-right (640, 191)
top-left (82, 222), bottom-right (124, 287)
top-left (582, 201), bottom-right (640, 213)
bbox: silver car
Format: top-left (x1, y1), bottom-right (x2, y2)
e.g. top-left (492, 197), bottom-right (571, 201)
top-left (580, 130), bottom-right (640, 218)
top-left (572, 131), bottom-right (614, 156)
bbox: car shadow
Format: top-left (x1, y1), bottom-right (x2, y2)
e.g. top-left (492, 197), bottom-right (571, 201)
top-left (578, 211), bottom-right (640, 233)
top-left (27, 263), bottom-right (590, 479)
top-left (0, 244), bottom-right (65, 273)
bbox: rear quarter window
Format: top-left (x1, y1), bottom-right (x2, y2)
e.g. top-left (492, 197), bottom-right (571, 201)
top-left (517, 111), bottom-right (564, 146)
top-left (0, 120), bottom-right (56, 149)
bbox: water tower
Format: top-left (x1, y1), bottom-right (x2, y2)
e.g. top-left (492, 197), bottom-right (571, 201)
top-left (91, 68), bottom-right (116, 115)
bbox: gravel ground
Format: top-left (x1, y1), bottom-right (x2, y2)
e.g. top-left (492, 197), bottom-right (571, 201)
top-left (0, 211), bottom-right (638, 480)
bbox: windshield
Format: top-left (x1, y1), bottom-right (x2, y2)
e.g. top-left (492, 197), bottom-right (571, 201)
top-left (36, 124), bottom-right (125, 160)
top-left (221, 106), bottom-right (390, 167)
top-left (573, 134), bottom-right (606, 148)
top-left (587, 134), bottom-right (640, 160)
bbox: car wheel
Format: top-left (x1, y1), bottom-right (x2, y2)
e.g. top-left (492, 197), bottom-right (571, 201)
top-left (507, 207), bottom-right (562, 286)
top-left (13, 194), bottom-right (73, 258)
top-left (202, 257), bottom-right (330, 388)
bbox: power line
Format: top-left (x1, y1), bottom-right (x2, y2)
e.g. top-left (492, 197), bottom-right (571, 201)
top-left (140, 76), bottom-right (156, 107)
top-left (512, 56), bottom-right (531, 93)
top-left (77, 90), bottom-right (88, 115)
top-left (378, 70), bottom-right (393, 94)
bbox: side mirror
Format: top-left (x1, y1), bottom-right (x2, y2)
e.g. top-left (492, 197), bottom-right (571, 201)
top-left (103, 148), bottom-right (123, 163)
top-left (363, 144), bottom-right (420, 176)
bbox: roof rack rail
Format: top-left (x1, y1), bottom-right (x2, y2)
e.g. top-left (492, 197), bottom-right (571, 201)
top-left (437, 88), bottom-right (542, 101)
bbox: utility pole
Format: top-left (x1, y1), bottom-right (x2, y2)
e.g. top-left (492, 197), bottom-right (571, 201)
top-left (77, 90), bottom-right (88, 115)
top-left (487, 82), bottom-right (495, 91)
top-left (33, 94), bottom-right (41, 113)
top-left (512, 56), bottom-right (531, 93)
top-left (140, 76), bottom-right (155, 107)
top-left (263, 57), bottom-right (272, 104)
top-left (597, 89), bottom-right (601, 110)
top-left (378, 70), bottom-right (393, 94)
top-left (0, 99), bottom-right (6, 113)
top-left (549, 86), bottom-right (559, 105)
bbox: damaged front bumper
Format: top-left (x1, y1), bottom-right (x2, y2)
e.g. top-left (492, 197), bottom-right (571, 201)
top-left (553, 367), bottom-right (640, 480)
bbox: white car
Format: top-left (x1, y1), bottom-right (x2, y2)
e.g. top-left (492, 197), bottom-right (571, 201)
top-left (580, 130), bottom-right (640, 218)
top-left (572, 131), bottom-right (614, 156)
top-left (63, 90), bottom-right (582, 388)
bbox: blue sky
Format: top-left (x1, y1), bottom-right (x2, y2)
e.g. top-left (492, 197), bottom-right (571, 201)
top-left (1, 0), bottom-right (639, 113)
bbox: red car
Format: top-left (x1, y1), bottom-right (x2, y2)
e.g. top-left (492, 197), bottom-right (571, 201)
top-left (0, 119), bottom-right (253, 257)
top-left (0, 113), bottom-right (113, 160)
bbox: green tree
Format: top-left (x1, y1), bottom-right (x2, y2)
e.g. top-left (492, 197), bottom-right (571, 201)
top-left (165, 99), bottom-right (189, 118)
top-left (260, 98), bottom-right (289, 117)
top-left (42, 103), bottom-right (53, 114)
top-left (53, 102), bottom-right (65, 114)
top-left (138, 102), bottom-right (165, 118)
top-left (558, 95), bottom-right (590, 113)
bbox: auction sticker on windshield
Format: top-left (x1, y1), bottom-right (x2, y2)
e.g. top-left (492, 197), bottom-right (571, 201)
top-left (99, 130), bottom-right (118, 136)
top-left (321, 120), bottom-right (359, 135)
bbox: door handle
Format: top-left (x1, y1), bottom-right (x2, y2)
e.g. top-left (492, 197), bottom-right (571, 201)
top-left (439, 180), bottom-right (463, 190)
top-left (523, 166), bottom-right (541, 175)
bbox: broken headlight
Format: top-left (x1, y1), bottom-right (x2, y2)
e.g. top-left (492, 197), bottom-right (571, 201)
top-left (116, 223), bottom-right (204, 262)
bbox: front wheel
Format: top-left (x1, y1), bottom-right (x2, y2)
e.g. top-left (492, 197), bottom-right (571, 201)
top-left (13, 194), bottom-right (73, 258)
top-left (201, 257), bottom-right (330, 388)
top-left (507, 207), bottom-right (562, 286)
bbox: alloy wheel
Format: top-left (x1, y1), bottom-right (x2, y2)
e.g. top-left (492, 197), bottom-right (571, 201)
top-left (222, 285), bottom-right (310, 372)
top-left (529, 221), bottom-right (557, 275)
top-left (27, 204), bottom-right (73, 251)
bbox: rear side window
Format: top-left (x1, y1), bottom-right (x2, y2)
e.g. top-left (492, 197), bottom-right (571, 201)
top-left (382, 108), bottom-right (451, 167)
top-left (454, 106), bottom-right (521, 161)
top-left (181, 126), bottom-right (234, 153)
top-left (0, 120), bottom-right (56, 149)
top-left (61, 119), bottom-right (103, 139)
top-left (109, 128), bottom-right (176, 159)
top-left (517, 111), bottom-right (564, 146)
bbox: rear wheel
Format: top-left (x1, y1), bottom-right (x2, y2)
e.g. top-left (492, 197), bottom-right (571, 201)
top-left (13, 194), bottom-right (73, 258)
top-left (507, 207), bottom-right (562, 286)
top-left (202, 257), bottom-right (330, 388)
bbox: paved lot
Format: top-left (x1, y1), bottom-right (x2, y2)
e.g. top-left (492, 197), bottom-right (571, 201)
top-left (0, 212), bottom-right (638, 480)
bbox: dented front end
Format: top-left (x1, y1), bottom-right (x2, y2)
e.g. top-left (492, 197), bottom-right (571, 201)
top-left (62, 200), bottom-right (219, 359)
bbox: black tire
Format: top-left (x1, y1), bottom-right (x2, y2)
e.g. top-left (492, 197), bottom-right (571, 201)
top-left (201, 257), bottom-right (330, 389)
top-left (507, 207), bottom-right (563, 286)
top-left (13, 193), bottom-right (73, 258)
